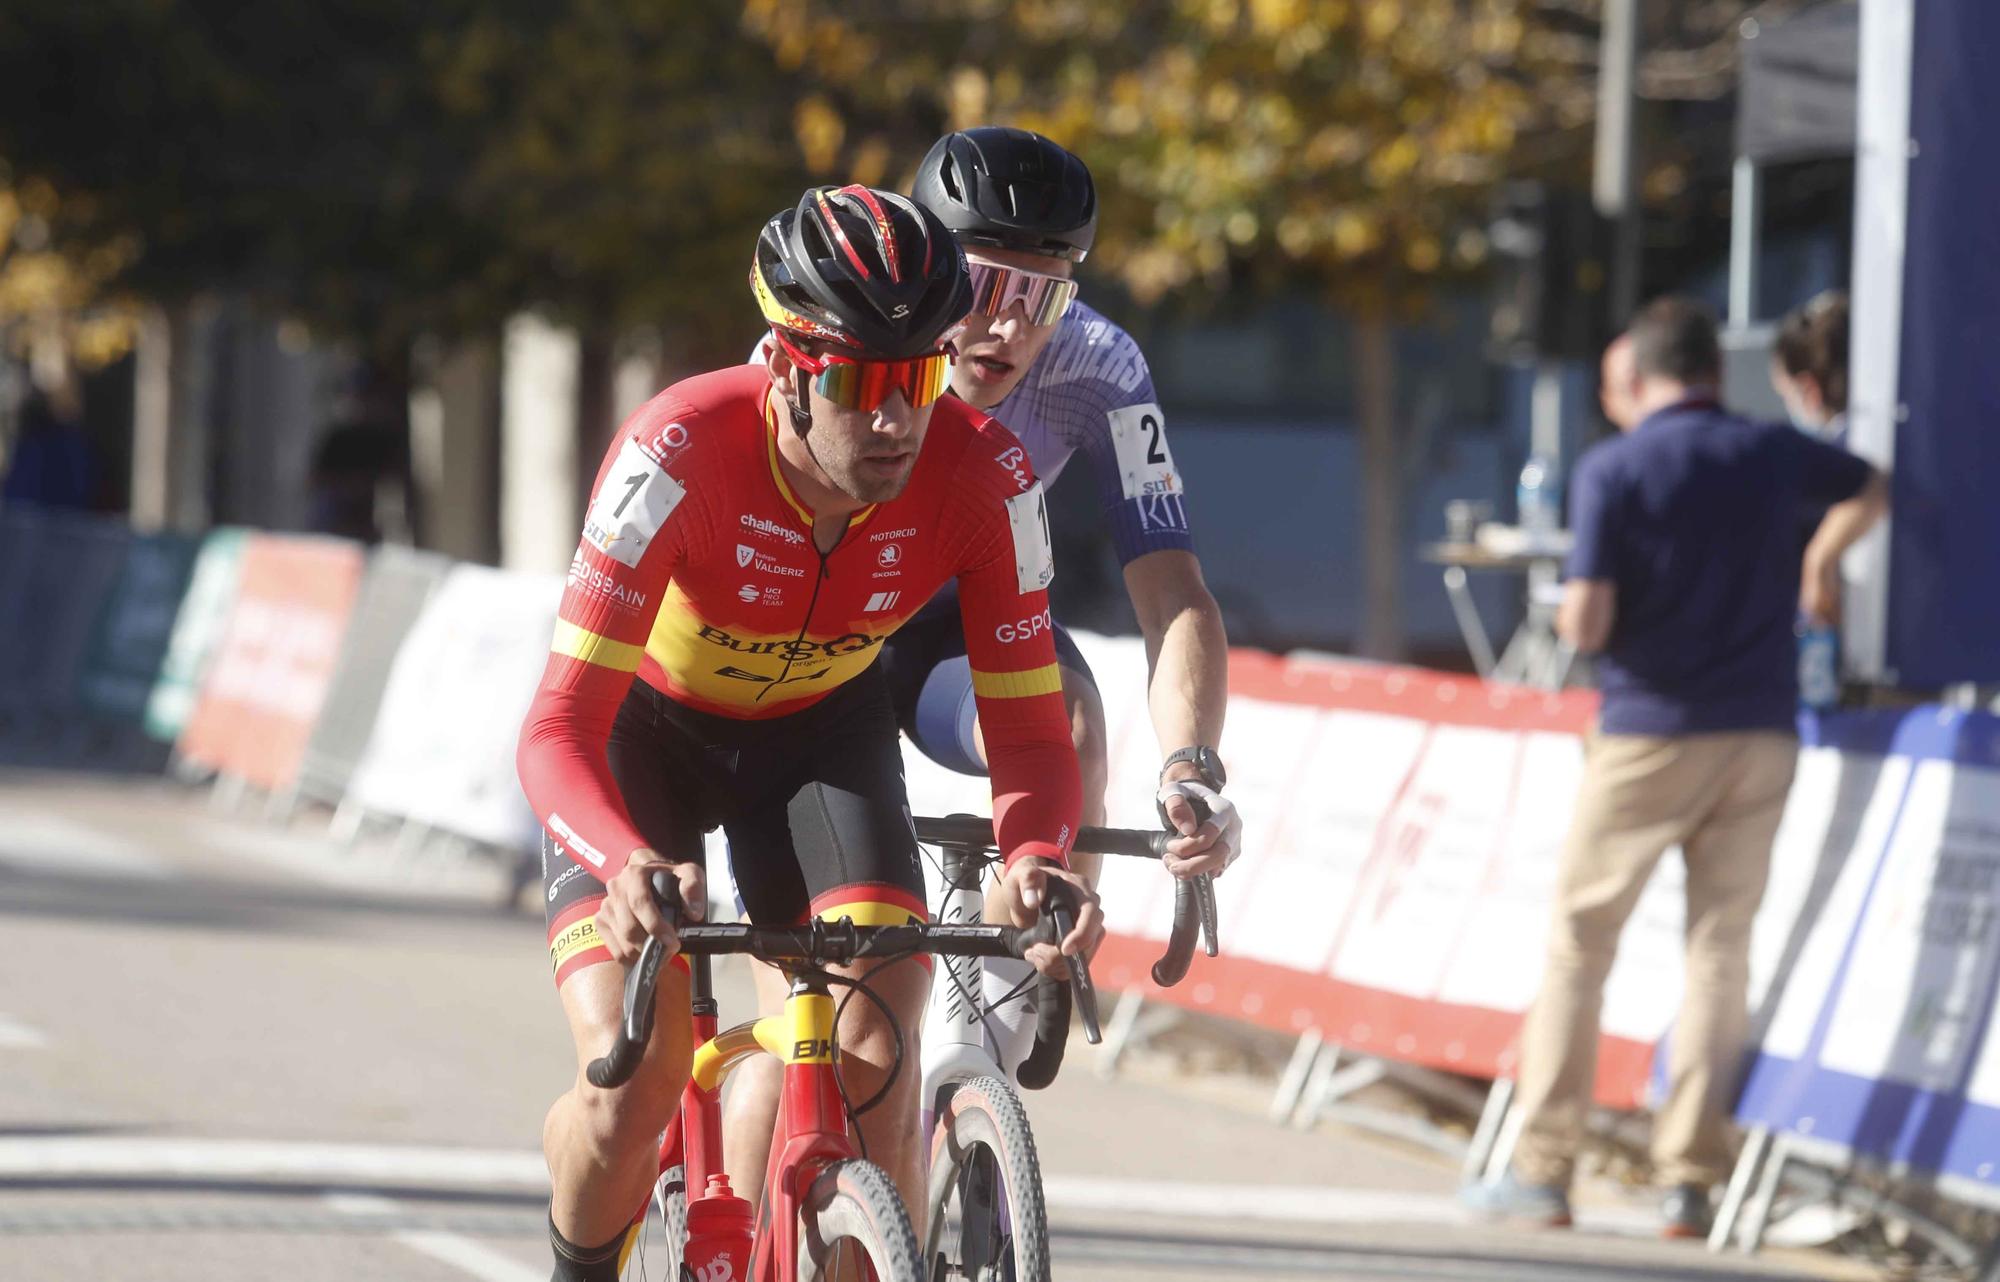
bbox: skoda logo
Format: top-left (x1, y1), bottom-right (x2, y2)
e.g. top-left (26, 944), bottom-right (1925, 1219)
top-left (877, 544), bottom-right (902, 569)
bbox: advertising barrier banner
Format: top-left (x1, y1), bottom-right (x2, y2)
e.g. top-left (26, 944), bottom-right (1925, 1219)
top-left (295, 546), bottom-right (450, 806)
top-left (344, 565), bottom-right (562, 849)
top-left (902, 634), bottom-right (1685, 1105)
top-left (144, 528), bottom-right (250, 743)
top-left (174, 534), bottom-right (365, 791)
top-left (76, 531), bottom-right (200, 724)
top-left (1735, 708), bottom-right (2000, 1198)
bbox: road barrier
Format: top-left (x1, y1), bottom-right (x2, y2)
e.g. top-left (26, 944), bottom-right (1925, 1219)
top-left (5, 501), bottom-right (1998, 1245)
top-left (174, 533), bottom-right (364, 793)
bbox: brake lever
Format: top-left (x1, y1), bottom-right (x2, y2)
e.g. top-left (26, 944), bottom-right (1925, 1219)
top-left (1194, 872), bottom-right (1219, 957)
top-left (1044, 879), bottom-right (1101, 1045)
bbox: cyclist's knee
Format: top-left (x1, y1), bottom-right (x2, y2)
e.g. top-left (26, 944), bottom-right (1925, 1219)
top-left (832, 965), bottom-right (925, 1079)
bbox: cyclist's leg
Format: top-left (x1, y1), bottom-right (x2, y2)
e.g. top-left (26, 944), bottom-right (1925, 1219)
top-left (733, 665), bottom-right (935, 1234)
top-left (718, 957), bottom-right (788, 1205)
top-left (539, 687), bottom-right (714, 1276)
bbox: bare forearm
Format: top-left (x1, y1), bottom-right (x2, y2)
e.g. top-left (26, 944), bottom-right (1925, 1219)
top-left (1806, 472), bottom-right (1891, 570)
top-left (1143, 592), bottom-right (1229, 756)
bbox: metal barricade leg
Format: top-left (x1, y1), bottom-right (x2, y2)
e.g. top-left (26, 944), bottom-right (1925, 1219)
top-left (1737, 1135), bottom-right (1790, 1255)
top-left (1269, 1028), bottom-right (1325, 1123)
top-left (1442, 567), bottom-right (1499, 678)
top-left (1482, 1101), bottom-right (1525, 1184)
top-left (1287, 1041), bottom-right (1343, 1128)
top-left (1093, 989), bottom-right (1149, 1079)
top-left (329, 797), bottom-right (365, 845)
top-left (1708, 1125), bottom-right (1770, 1253)
top-left (1462, 1078), bottom-right (1515, 1186)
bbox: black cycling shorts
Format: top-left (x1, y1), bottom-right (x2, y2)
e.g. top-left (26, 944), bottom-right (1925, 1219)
top-left (543, 662), bottom-right (928, 987)
top-left (878, 594), bottom-right (1095, 777)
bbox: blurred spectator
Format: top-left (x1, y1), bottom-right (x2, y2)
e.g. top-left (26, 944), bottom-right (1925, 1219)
top-left (307, 419), bottom-right (402, 543)
top-left (1467, 298), bottom-right (1889, 1237)
top-left (2, 387), bottom-right (96, 509)
top-left (1771, 290), bottom-right (1849, 444)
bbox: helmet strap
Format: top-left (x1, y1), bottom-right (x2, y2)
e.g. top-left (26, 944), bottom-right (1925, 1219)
top-left (788, 368), bottom-right (815, 438)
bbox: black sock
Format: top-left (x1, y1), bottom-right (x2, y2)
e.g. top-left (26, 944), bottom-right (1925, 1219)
top-left (549, 1212), bottom-right (630, 1282)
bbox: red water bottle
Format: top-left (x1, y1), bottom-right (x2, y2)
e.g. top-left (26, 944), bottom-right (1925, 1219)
top-left (683, 1174), bottom-right (754, 1282)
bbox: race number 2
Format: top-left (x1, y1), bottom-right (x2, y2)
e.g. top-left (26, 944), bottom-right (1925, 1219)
top-left (1106, 402), bottom-right (1182, 501)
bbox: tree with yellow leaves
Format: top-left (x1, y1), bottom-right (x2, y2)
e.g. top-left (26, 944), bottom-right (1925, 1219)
top-left (744, 0), bottom-right (1597, 657)
top-left (0, 169), bottom-right (140, 385)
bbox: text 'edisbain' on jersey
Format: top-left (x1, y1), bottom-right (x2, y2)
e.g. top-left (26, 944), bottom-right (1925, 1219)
top-left (516, 364), bottom-right (1081, 880)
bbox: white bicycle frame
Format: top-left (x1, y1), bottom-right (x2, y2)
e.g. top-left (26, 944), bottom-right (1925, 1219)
top-left (918, 841), bottom-right (1025, 1126)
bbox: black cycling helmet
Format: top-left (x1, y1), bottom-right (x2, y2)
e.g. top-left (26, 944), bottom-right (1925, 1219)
top-left (751, 184), bottom-right (972, 360)
top-left (911, 127), bottom-right (1097, 263)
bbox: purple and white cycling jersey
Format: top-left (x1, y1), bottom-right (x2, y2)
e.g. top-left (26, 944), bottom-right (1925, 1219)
top-left (977, 300), bottom-right (1194, 565)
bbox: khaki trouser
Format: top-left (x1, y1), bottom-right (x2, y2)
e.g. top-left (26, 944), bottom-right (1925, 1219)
top-left (1511, 729), bottom-right (1798, 1189)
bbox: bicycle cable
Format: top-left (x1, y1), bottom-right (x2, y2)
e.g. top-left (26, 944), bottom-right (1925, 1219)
top-left (820, 950), bottom-right (927, 1151)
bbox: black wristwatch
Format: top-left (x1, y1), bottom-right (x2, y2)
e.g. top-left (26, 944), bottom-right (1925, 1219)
top-left (1158, 745), bottom-right (1226, 791)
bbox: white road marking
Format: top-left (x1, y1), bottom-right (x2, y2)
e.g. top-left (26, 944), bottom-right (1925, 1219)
top-left (0, 1138), bottom-right (545, 1188)
top-left (328, 1194), bottom-right (547, 1282)
top-left (0, 1136), bottom-right (1658, 1234)
top-left (1044, 1175), bottom-right (1658, 1235)
top-left (0, 813), bottom-right (172, 880)
top-left (0, 1014), bottom-right (47, 1049)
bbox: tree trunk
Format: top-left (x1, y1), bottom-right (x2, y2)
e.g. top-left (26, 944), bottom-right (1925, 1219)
top-left (1354, 311), bottom-right (1404, 661)
top-left (575, 326), bottom-right (617, 518)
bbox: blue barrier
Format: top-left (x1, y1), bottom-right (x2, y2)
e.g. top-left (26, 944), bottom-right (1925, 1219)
top-left (0, 508), bottom-right (133, 763)
top-left (1733, 706), bottom-right (2000, 1202)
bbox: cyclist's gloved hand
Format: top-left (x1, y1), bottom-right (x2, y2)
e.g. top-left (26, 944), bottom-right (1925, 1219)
top-left (1157, 781), bottom-right (1241, 879)
top-left (1000, 857), bottom-right (1104, 981)
top-left (596, 848), bottom-right (706, 964)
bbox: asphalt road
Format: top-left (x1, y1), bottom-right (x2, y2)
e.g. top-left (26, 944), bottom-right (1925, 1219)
top-left (0, 772), bottom-right (1875, 1281)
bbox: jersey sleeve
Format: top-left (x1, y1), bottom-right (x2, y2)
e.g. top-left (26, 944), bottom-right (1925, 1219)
top-left (1066, 339), bottom-right (1197, 564)
top-left (516, 401), bottom-right (702, 881)
top-left (943, 427), bottom-right (1082, 868)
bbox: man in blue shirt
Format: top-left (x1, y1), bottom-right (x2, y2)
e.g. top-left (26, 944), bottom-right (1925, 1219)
top-left (1471, 298), bottom-right (1888, 1236)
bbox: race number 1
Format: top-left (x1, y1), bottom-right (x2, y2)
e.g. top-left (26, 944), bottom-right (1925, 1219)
top-left (583, 438), bottom-right (686, 568)
top-left (1004, 482), bottom-right (1055, 594)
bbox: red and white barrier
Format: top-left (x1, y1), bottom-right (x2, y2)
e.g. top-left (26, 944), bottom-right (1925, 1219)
top-left (904, 635), bottom-right (1682, 1105)
top-left (175, 534), bottom-right (365, 793)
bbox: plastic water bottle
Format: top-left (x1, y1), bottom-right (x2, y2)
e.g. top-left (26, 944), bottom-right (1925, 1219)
top-left (1798, 623), bottom-right (1840, 710)
top-left (683, 1174), bottom-right (754, 1282)
top-left (1517, 453), bottom-right (1561, 547)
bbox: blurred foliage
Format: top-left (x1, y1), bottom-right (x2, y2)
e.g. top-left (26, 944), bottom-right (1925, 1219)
top-left (0, 0), bottom-right (1764, 366)
top-left (0, 168), bottom-right (142, 372)
top-left (742, 0), bottom-right (1597, 320)
top-left (0, 1), bottom-right (806, 365)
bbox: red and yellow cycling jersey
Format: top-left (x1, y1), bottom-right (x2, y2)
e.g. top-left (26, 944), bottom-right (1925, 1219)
top-left (518, 364), bottom-right (1080, 879)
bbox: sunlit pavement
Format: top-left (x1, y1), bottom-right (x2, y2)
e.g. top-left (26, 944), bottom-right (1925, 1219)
top-left (0, 772), bottom-right (1876, 1281)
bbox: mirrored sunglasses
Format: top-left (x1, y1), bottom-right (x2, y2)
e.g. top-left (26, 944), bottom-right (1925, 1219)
top-left (967, 260), bottom-right (1080, 327)
top-left (775, 332), bottom-right (953, 412)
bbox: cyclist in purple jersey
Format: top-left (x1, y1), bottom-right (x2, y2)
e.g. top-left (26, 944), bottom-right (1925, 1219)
top-left (895, 127), bottom-right (1239, 888)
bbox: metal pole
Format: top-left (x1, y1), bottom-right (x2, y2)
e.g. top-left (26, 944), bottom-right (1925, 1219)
top-left (1728, 158), bottom-right (1764, 328)
top-left (1595, 0), bottom-right (1643, 322)
top-left (1709, 1124), bottom-right (1770, 1252)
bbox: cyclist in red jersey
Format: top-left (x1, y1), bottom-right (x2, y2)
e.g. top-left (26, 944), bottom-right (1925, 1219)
top-left (517, 184), bottom-right (1098, 1280)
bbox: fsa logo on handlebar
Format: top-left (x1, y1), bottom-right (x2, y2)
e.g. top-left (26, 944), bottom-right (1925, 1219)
top-left (791, 1037), bottom-right (836, 1063)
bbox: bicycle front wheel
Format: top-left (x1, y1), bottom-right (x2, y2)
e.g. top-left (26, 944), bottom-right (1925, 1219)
top-left (923, 1075), bottom-right (1049, 1282)
top-left (798, 1157), bottom-right (922, 1282)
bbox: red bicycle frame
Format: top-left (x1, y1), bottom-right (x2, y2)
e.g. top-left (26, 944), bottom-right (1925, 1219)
top-left (652, 954), bottom-right (862, 1282)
